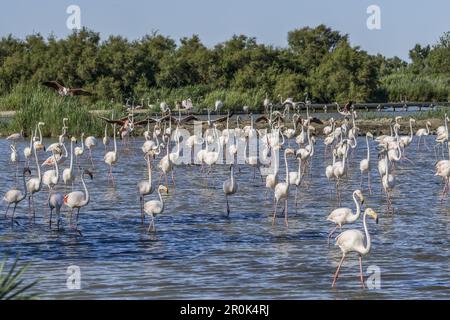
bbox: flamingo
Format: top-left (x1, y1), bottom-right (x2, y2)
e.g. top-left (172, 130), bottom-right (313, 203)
top-left (332, 208), bottom-right (378, 288)
top-left (223, 163), bottom-right (238, 216)
top-left (158, 135), bottom-right (175, 190)
top-left (103, 124), bottom-right (110, 152)
top-left (10, 144), bottom-right (19, 184)
top-left (85, 135), bottom-right (97, 167)
top-left (34, 122), bottom-right (46, 152)
top-left (381, 148), bottom-right (396, 213)
top-left (48, 193), bottom-right (64, 230)
top-left (64, 169), bottom-right (93, 232)
top-left (416, 121), bottom-right (431, 149)
top-left (272, 148), bottom-right (294, 227)
top-left (289, 153), bottom-right (302, 207)
top-left (265, 150), bottom-right (279, 201)
top-left (204, 124), bottom-right (221, 182)
top-left (4, 167), bottom-right (31, 225)
top-left (326, 190), bottom-right (365, 245)
top-left (6, 130), bottom-right (23, 144)
top-left (23, 130), bottom-right (33, 166)
top-left (74, 133), bottom-right (85, 165)
top-left (42, 152), bottom-right (59, 199)
top-left (63, 137), bottom-right (77, 190)
top-left (359, 132), bottom-right (373, 193)
top-left (144, 185), bottom-right (168, 232)
top-left (26, 141), bottom-right (43, 219)
top-left (138, 154), bottom-right (154, 223)
top-left (399, 118), bottom-right (415, 153)
top-left (104, 124), bottom-right (118, 186)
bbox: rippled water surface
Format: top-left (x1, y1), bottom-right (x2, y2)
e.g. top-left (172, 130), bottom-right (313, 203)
top-left (0, 135), bottom-right (448, 299)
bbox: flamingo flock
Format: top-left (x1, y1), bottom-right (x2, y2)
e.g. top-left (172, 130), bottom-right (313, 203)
top-left (2, 97), bottom-right (449, 288)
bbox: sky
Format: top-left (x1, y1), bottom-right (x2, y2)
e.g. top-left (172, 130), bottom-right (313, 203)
top-left (0, 0), bottom-right (449, 61)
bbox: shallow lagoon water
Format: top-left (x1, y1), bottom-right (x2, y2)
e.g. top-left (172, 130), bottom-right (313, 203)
top-left (0, 135), bottom-right (448, 299)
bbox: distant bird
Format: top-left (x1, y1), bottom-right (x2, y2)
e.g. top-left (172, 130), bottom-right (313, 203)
top-left (4, 167), bottom-right (31, 225)
top-left (42, 81), bottom-right (92, 96)
top-left (416, 121), bottom-right (431, 149)
top-left (223, 164), bottom-right (238, 216)
top-left (332, 208), bottom-right (378, 288)
top-left (144, 185), bottom-right (168, 232)
top-left (182, 98), bottom-right (193, 114)
top-left (6, 130), bottom-right (23, 144)
top-left (215, 100), bottom-right (223, 115)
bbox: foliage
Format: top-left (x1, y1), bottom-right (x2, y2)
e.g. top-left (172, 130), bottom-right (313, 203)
top-left (0, 255), bottom-right (40, 300)
top-left (0, 25), bottom-right (449, 128)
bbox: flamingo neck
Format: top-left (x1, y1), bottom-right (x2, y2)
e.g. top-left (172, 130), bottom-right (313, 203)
top-left (284, 150), bottom-right (289, 184)
top-left (69, 140), bottom-right (74, 171)
top-left (351, 192), bottom-right (361, 222)
top-left (361, 211), bottom-right (372, 255)
top-left (113, 126), bottom-right (117, 153)
top-left (366, 136), bottom-right (370, 160)
top-left (33, 142), bottom-right (41, 181)
top-left (147, 155), bottom-right (152, 184)
top-left (20, 171), bottom-right (28, 201)
top-left (80, 174), bottom-right (90, 206)
top-left (409, 120), bottom-right (414, 139)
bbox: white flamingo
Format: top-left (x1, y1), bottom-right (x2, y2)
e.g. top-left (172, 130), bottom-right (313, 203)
top-left (64, 169), bottom-right (93, 232)
top-left (332, 208), bottom-right (378, 288)
top-left (104, 124), bottom-right (118, 186)
top-left (326, 189), bottom-right (365, 245)
top-left (63, 137), bottom-right (77, 190)
top-left (359, 132), bottom-right (373, 193)
top-left (26, 141), bottom-right (42, 219)
top-left (138, 154), bottom-right (154, 223)
top-left (85, 135), bottom-right (97, 166)
top-left (223, 163), bottom-right (238, 216)
top-left (144, 185), bottom-right (168, 232)
top-left (272, 148), bottom-right (294, 227)
top-left (4, 167), bottom-right (31, 225)
top-left (415, 121), bottom-right (431, 149)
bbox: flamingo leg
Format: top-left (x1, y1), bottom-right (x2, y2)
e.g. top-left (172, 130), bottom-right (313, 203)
top-left (226, 195), bottom-right (230, 216)
top-left (284, 199), bottom-right (289, 227)
top-left (49, 208), bottom-right (53, 229)
top-left (332, 254), bottom-right (346, 287)
top-left (327, 225), bottom-right (338, 246)
top-left (140, 196), bottom-right (144, 224)
top-left (5, 204), bottom-right (10, 218)
top-left (272, 199), bottom-right (278, 225)
top-left (359, 255), bottom-right (366, 289)
top-left (171, 170), bottom-right (176, 188)
top-left (11, 204), bottom-right (17, 226)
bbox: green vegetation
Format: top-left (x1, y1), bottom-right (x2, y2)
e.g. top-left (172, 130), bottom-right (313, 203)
top-left (0, 25), bottom-right (449, 135)
top-left (0, 255), bottom-right (40, 300)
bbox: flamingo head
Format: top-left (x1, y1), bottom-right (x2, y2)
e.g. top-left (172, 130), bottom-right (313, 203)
top-left (365, 208), bottom-right (378, 224)
top-left (354, 189), bottom-right (365, 204)
top-left (23, 167), bottom-right (31, 176)
top-left (83, 169), bottom-right (93, 180)
top-left (158, 185), bottom-right (169, 194)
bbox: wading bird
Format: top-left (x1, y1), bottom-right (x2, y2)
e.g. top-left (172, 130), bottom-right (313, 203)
top-left (64, 169), bottom-right (93, 233)
top-left (223, 163), bottom-right (238, 216)
top-left (4, 167), bottom-right (31, 225)
top-left (326, 190), bottom-right (365, 245)
top-left (144, 185), bottom-right (168, 232)
top-left (332, 208), bottom-right (378, 288)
